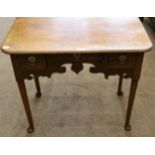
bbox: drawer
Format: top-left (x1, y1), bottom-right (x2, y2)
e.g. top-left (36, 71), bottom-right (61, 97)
top-left (108, 54), bottom-right (137, 69)
top-left (17, 55), bottom-right (47, 71)
top-left (47, 54), bottom-right (106, 63)
top-left (73, 53), bottom-right (106, 63)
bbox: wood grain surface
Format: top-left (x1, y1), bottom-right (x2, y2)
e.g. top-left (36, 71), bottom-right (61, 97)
top-left (1, 17), bottom-right (152, 54)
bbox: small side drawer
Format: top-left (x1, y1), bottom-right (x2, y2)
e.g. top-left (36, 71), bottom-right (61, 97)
top-left (18, 55), bottom-right (47, 71)
top-left (108, 54), bottom-right (137, 69)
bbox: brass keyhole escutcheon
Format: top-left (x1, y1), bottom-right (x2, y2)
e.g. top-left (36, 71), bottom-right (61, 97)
top-left (73, 53), bottom-right (81, 61)
top-left (28, 56), bottom-right (36, 64)
top-left (119, 55), bottom-right (127, 64)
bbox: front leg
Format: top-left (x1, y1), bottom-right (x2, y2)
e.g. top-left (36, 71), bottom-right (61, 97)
top-left (124, 53), bottom-right (144, 130)
top-left (17, 78), bottom-right (35, 133)
top-left (124, 79), bottom-right (139, 131)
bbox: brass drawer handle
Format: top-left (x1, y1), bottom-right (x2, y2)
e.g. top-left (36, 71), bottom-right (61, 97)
top-left (119, 55), bottom-right (127, 64)
top-left (28, 56), bottom-right (36, 64)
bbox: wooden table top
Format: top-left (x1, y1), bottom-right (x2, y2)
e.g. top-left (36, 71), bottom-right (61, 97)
top-left (1, 17), bottom-right (152, 54)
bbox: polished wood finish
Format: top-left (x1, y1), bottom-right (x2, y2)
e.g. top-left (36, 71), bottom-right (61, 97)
top-left (1, 18), bottom-right (152, 133)
top-left (2, 18), bottom-right (152, 54)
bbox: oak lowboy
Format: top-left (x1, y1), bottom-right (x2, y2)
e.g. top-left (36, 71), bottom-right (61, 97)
top-left (1, 18), bottom-right (152, 133)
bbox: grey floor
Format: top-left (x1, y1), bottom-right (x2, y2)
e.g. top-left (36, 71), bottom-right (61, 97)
top-left (0, 18), bottom-right (155, 137)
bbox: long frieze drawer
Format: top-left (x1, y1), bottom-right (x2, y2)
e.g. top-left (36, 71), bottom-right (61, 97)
top-left (108, 53), bottom-right (137, 69)
top-left (17, 55), bottom-right (47, 71)
top-left (47, 54), bottom-right (106, 64)
top-left (79, 54), bottom-right (106, 63)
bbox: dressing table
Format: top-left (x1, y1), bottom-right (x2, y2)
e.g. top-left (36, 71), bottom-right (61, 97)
top-left (1, 18), bottom-right (152, 133)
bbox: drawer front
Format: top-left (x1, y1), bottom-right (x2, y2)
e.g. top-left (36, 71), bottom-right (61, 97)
top-left (47, 54), bottom-right (106, 63)
top-left (72, 53), bottom-right (106, 64)
top-left (18, 55), bottom-right (47, 71)
top-left (108, 54), bottom-right (137, 69)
